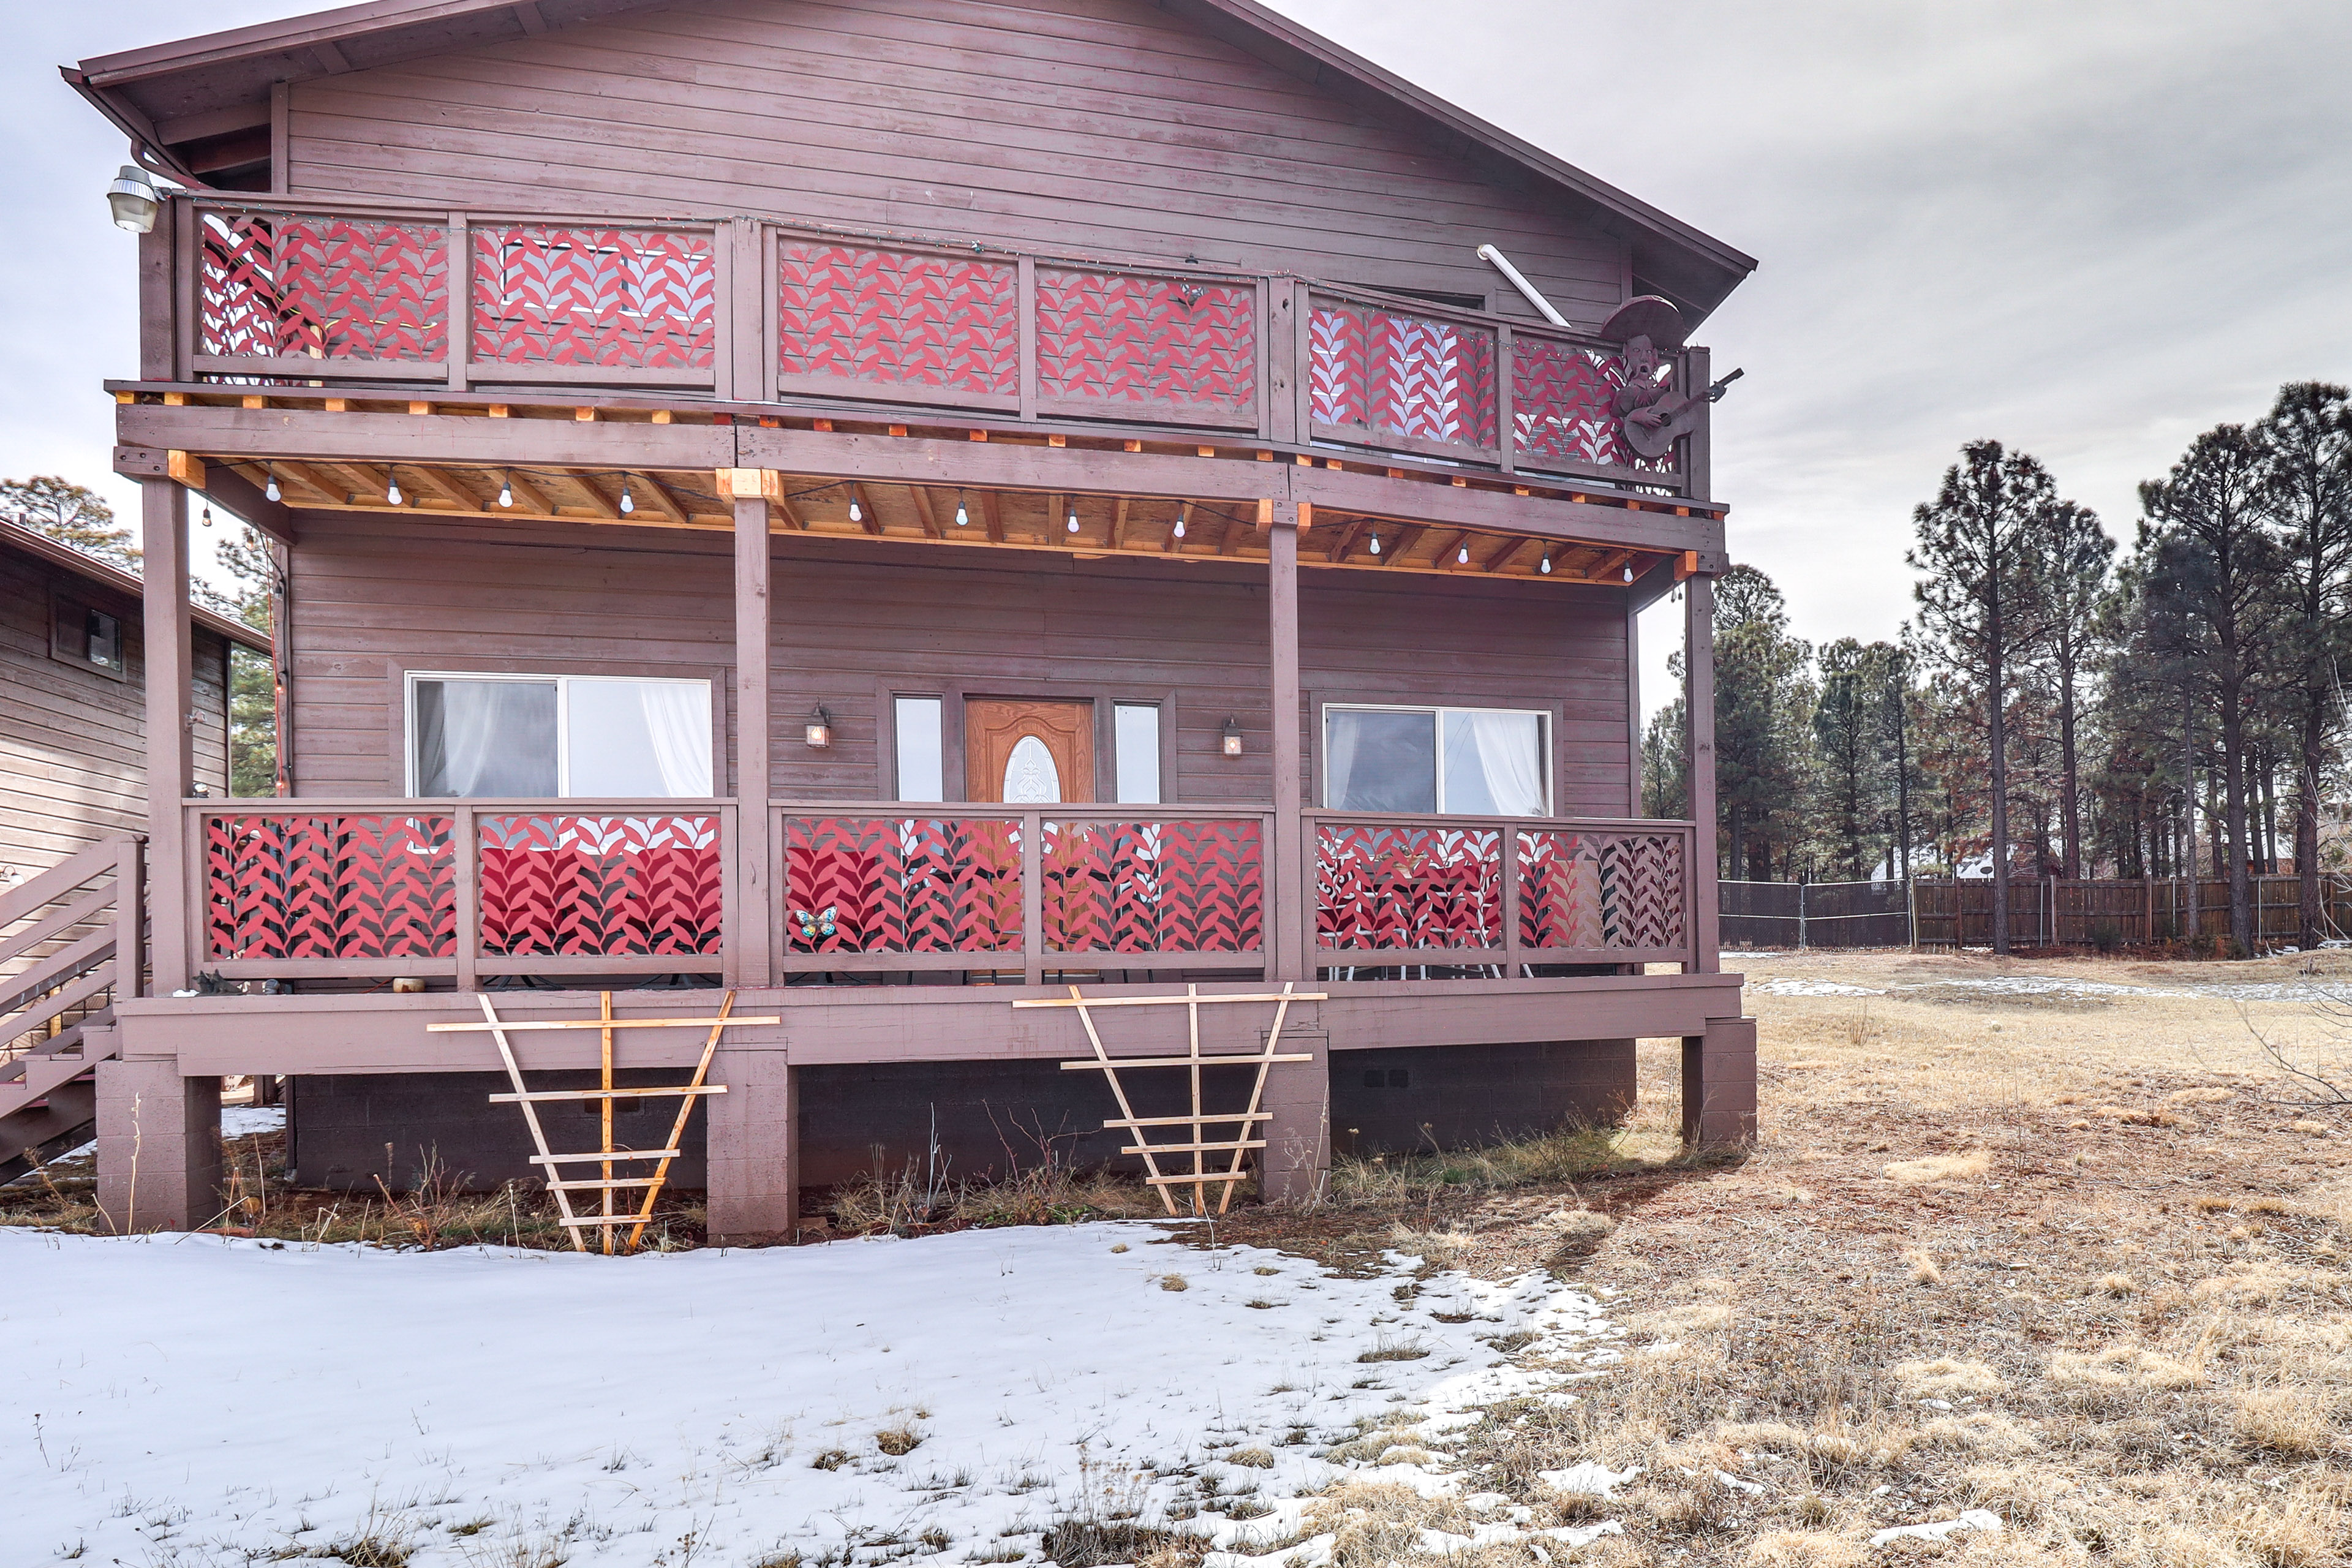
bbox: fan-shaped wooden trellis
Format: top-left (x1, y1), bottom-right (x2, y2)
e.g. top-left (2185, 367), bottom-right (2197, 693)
top-left (427, 991), bottom-right (778, 1253)
top-left (1014, 982), bottom-right (1325, 1216)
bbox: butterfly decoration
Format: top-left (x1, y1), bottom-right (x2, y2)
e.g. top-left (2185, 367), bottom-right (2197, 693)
top-left (793, 905), bottom-right (839, 944)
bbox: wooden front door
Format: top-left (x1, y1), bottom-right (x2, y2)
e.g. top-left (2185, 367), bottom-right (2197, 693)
top-left (966, 699), bottom-right (1095, 802)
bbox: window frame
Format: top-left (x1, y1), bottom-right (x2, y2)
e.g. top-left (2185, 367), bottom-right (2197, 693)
top-left (401, 668), bottom-right (718, 800)
top-left (871, 680), bottom-right (1177, 804)
top-left (1319, 701), bottom-right (1553, 816)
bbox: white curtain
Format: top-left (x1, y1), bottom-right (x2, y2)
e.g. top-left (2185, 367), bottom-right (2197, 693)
top-left (1443, 710), bottom-right (1546, 816)
top-left (638, 682), bottom-right (714, 796)
top-left (418, 679), bottom-right (557, 797)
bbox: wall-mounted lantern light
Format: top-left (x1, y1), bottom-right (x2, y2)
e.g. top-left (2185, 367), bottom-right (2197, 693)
top-left (1221, 717), bottom-right (1244, 758)
top-left (107, 165), bottom-right (161, 233)
top-left (805, 705), bottom-right (834, 748)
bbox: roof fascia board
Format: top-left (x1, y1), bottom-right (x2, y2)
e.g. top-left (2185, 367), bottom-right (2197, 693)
top-left (1, 520), bottom-right (271, 652)
top-left (77, 0), bottom-right (521, 85)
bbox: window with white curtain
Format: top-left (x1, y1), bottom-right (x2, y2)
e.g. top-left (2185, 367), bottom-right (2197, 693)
top-left (1114, 703), bottom-right (1161, 804)
top-left (894, 695), bottom-right (944, 802)
top-left (1324, 704), bottom-right (1548, 816)
top-left (409, 673), bottom-right (712, 798)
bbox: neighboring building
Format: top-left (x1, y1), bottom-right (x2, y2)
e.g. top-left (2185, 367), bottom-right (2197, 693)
top-left (58, 0), bottom-right (1759, 1237)
top-left (1, 518), bottom-right (267, 1179)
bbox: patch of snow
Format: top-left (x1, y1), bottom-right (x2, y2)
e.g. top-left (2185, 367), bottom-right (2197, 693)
top-left (221, 1104), bottom-right (286, 1137)
top-left (1713, 1469), bottom-right (1766, 1494)
top-left (2, 1226), bottom-right (1619, 1567)
top-left (1537, 1460), bottom-right (1641, 1498)
top-left (1747, 978), bottom-right (1885, 997)
top-left (1869, 1507), bottom-right (2004, 1547)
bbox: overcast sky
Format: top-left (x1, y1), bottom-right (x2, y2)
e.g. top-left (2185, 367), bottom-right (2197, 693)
top-left (10, 1), bottom-right (2350, 673)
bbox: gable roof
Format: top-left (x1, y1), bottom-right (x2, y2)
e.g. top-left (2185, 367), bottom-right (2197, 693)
top-left (64, 0), bottom-right (1755, 320)
top-left (0, 520), bottom-right (273, 654)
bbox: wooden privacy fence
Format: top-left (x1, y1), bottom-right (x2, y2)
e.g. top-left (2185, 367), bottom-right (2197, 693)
top-left (1912, 875), bottom-right (2352, 949)
top-left (173, 194), bottom-right (1700, 496)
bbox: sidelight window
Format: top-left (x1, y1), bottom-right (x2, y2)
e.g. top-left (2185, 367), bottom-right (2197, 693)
top-left (408, 673), bottom-right (712, 798)
top-left (1113, 703), bottom-right (1162, 804)
top-left (1323, 704), bottom-right (1548, 816)
top-left (893, 695), bottom-right (945, 801)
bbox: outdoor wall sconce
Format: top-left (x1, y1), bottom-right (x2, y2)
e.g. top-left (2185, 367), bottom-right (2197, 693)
top-left (107, 165), bottom-right (161, 233)
top-left (1221, 718), bottom-right (1244, 758)
top-left (805, 706), bottom-right (834, 748)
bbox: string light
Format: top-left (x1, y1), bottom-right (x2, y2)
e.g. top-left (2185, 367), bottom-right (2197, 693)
top-left (1540, 551), bottom-right (1552, 575)
top-left (497, 472), bottom-right (513, 509)
top-left (1066, 505), bottom-right (1080, 533)
top-left (200, 502), bottom-right (213, 527)
top-left (1458, 542), bottom-right (1471, 564)
top-left (619, 479), bottom-right (634, 516)
top-left (848, 491), bottom-right (862, 523)
top-left (263, 466), bottom-right (280, 503)
top-left (1173, 514), bottom-right (1186, 539)
top-left (954, 491), bottom-right (968, 527)
top-left (1368, 532), bottom-right (1380, 556)
top-left (1623, 564), bottom-right (1635, 583)
top-left (385, 469), bottom-right (402, 507)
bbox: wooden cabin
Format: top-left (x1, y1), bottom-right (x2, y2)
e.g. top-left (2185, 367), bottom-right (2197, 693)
top-left (1, 519), bottom-right (265, 1179)
top-left (55, 0), bottom-right (1758, 1238)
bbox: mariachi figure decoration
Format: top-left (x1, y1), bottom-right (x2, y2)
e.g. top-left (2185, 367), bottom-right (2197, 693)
top-left (1600, 295), bottom-right (1703, 459)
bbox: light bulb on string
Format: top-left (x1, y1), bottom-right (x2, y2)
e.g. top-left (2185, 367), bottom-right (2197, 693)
top-left (1173, 514), bottom-right (1186, 539)
top-left (1623, 564), bottom-right (1634, 583)
top-left (386, 470), bottom-right (402, 507)
top-left (1540, 552), bottom-right (1552, 575)
top-left (619, 479), bottom-right (635, 516)
top-left (954, 492), bottom-right (968, 527)
top-left (1458, 542), bottom-right (1471, 564)
top-left (263, 467), bottom-right (281, 503)
top-left (200, 502), bottom-right (213, 527)
top-left (1066, 505), bottom-right (1080, 534)
top-left (498, 473), bottom-right (513, 508)
top-left (1368, 532), bottom-right (1380, 556)
top-left (848, 491), bottom-right (862, 524)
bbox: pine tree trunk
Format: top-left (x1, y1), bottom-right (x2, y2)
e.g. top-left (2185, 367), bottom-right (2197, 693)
top-left (2059, 662), bottom-right (2082, 879)
top-left (1989, 671), bottom-right (2010, 955)
top-left (2223, 687), bottom-right (2252, 956)
top-left (2298, 703), bottom-right (2324, 947)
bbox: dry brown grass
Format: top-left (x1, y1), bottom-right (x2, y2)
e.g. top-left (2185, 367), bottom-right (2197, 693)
top-left (1205, 948), bottom-right (2352, 1566)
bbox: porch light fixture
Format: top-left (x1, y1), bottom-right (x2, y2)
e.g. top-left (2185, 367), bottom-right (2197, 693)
top-left (1221, 717), bottom-right (1244, 758)
top-left (106, 164), bottom-right (161, 233)
top-left (619, 479), bottom-right (635, 515)
top-left (385, 469), bottom-right (404, 507)
top-left (263, 466), bottom-right (281, 503)
top-left (805, 705), bottom-right (834, 748)
top-left (498, 472), bottom-right (513, 509)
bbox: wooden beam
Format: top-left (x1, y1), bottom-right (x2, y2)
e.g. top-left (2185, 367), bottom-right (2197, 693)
top-left (141, 479), bottom-right (192, 993)
top-left (1110, 496), bottom-right (1131, 550)
top-left (1379, 524), bottom-right (1424, 565)
top-left (1217, 504), bottom-right (1246, 557)
top-left (979, 489), bottom-right (1005, 545)
top-left (630, 472), bottom-right (691, 527)
top-left (734, 494), bottom-right (774, 989)
top-left (1326, 516), bottom-right (1370, 564)
top-left (847, 481), bottom-right (881, 535)
top-left (908, 484), bottom-right (943, 540)
top-left (499, 469), bottom-right (559, 517)
top-left (1268, 513), bottom-right (1303, 982)
top-left (1482, 535), bottom-right (1532, 574)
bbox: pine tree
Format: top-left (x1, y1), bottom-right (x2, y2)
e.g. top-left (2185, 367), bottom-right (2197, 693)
top-left (2027, 500), bottom-right (2116, 877)
top-left (1811, 638), bottom-right (1887, 881)
top-left (1711, 566), bottom-right (1816, 881)
top-left (1, 476), bottom-right (137, 569)
top-left (194, 522), bottom-right (280, 797)
top-left (1907, 440), bottom-right (2062, 952)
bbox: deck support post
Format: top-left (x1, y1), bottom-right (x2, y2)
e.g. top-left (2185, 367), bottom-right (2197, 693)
top-left (142, 478), bottom-right (193, 995)
top-left (1684, 571), bottom-right (1721, 973)
top-left (1681, 1015), bottom-right (1757, 1149)
top-left (706, 1043), bottom-right (796, 1244)
top-left (95, 1058), bottom-right (221, 1232)
top-left (1261, 508), bottom-right (1327, 1202)
top-left (732, 489), bottom-right (774, 989)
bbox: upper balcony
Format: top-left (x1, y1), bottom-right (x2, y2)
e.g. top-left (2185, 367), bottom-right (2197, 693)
top-left (143, 192), bottom-right (1714, 506)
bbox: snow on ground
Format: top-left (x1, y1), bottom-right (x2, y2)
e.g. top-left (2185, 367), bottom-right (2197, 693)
top-left (1745, 973), bottom-right (2352, 1003)
top-left (4, 1224), bottom-right (1618, 1567)
top-left (220, 1104), bottom-right (287, 1138)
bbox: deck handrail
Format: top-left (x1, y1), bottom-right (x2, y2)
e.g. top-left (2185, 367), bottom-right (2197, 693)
top-left (164, 192), bottom-right (1700, 495)
top-left (1, 836), bottom-right (140, 1080)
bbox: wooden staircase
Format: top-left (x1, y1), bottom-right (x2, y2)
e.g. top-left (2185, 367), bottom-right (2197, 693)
top-left (1, 839), bottom-right (141, 1184)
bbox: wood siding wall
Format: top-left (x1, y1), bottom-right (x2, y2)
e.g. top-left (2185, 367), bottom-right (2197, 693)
top-left (1, 548), bottom-right (228, 881)
top-left (284, 0), bottom-right (1631, 324)
top-left (283, 515), bottom-right (1632, 812)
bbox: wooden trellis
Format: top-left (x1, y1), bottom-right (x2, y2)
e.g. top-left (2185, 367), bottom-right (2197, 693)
top-left (426, 991), bottom-right (778, 1253)
top-left (1014, 982), bottom-right (1324, 1216)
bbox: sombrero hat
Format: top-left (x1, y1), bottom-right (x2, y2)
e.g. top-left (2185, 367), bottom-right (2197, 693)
top-left (1597, 295), bottom-right (1687, 349)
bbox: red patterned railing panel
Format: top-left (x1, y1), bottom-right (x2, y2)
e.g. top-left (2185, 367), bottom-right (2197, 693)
top-left (477, 815), bottom-right (723, 957)
top-left (472, 227), bottom-right (717, 368)
top-left (1518, 829), bottom-right (1686, 952)
top-left (1510, 335), bottom-right (1677, 476)
top-left (1035, 270), bottom-right (1257, 419)
top-left (783, 816), bottom-right (1023, 954)
top-left (1309, 301), bottom-right (1498, 452)
top-left (1316, 825), bottom-right (1502, 950)
top-left (1042, 820), bottom-right (1264, 954)
top-left (200, 213), bottom-right (450, 360)
top-left (777, 244), bottom-right (1018, 400)
top-left (203, 814), bottom-right (456, 959)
